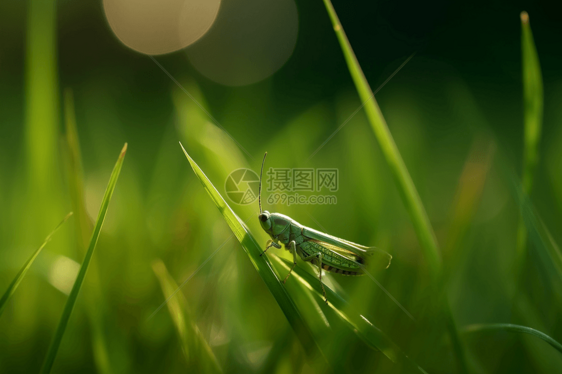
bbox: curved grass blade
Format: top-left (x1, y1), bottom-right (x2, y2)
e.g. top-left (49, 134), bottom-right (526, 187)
top-left (40, 143), bottom-right (127, 374)
top-left (0, 212), bottom-right (73, 317)
top-left (271, 255), bottom-right (427, 373)
top-left (321, 0), bottom-right (440, 276)
top-left (463, 323), bottom-right (562, 356)
top-left (152, 259), bottom-right (222, 373)
top-left (179, 143), bottom-right (328, 370)
top-left (320, 2), bottom-right (467, 372)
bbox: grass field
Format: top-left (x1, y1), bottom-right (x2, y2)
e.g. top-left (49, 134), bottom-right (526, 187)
top-left (1, 1), bottom-right (561, 373)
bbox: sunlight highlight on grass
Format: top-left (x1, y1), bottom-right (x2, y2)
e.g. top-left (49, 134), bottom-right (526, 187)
top-left (47, 255), bottom-right (80, 295)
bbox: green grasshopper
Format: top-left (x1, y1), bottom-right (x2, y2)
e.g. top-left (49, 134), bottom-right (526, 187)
top-left (257, 153), bottom-right (391, 302)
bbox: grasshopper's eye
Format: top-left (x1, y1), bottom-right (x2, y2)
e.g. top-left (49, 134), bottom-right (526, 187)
top-left (258, 213), bottom-right (268, 223)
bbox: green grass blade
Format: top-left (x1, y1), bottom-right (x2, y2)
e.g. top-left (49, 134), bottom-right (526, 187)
top-left (320, 2), bottom-right (468, 372)
top-left (25, 0), bottom-right (64, 237)
top-left (179, 143), bottom-right (328, 369)
top-left (520, 11), bottom-right (543, 195)
top-left (270, 255), bottom-right (427, 373)
top-left (62, 88), bottom-right (112, 374)
top-left (40, 144), bottom-right (127, 374)
top-left (152, 259), bottom-right (223, 373)
top-left (463, 323), bottom-right (562, 356)
top-left (516, 11), bottom-right (544, 272)
top-left (0, 212), bottom-right (73, 317)
top-left (320, 0), bottom-right (440, 276)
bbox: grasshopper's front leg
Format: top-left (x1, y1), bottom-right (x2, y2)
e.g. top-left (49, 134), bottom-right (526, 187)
top-left (261, 239), bottom-right (281, 256)
top-left (283, 241), bottom-right (297, 284)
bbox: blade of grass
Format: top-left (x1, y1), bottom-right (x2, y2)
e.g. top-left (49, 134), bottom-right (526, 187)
top-left (152, 259), bottom-right (223, 373)
top-left (462, 324), bottom-right (562, 356)
top-left (320, 2), bottom-right (467, 372)
top-left (516, 11), bottom-right (544, 277)
top-left (40, 144), bottom-right (127, 374)
top-left (62, 88), bottom-right (112, 374)
top-left (520, 11), bottom-right (543, 196)
top-left (321, 0), bottom-right (440, 275)
top-left (179, 143), bottom-right (329, 371)
top-left (270, 255), bottom-right (427, 373)
top-left (0, 212), bottom-right (73, 317)
top-left (25, 0), bottom-right (63, 237)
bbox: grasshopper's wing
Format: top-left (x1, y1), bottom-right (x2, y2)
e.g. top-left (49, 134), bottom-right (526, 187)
top-left (308, 239), bottom-right (364, 264)
top-left (303, 227), bottom-right (375, 254)
top-left (302, 227), bottom-right (392, 266)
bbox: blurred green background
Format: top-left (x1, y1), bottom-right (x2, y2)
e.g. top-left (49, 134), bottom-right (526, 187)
top-left (1, 0), bottom-right (562, 373)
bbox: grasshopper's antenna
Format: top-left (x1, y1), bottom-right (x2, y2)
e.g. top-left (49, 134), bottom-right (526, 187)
top-left (259, 152), bottom-right (267, 214)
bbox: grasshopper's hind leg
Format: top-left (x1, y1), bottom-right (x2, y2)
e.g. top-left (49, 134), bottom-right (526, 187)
top-left (316, 253), bottom-right (327, 303)
top-left (300, 252), bottom-right (327, 303)
top-left (283, 241), bottom-right (297, 284)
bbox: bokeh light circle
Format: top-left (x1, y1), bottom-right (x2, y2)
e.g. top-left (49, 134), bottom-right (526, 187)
top-left (103, 0), bottom-right (221, 55)
top-left (186, 0), bottom-right (299, 86)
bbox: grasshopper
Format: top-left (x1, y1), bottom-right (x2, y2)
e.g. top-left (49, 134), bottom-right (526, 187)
top-left (257, 153), bottom-right (391, 302)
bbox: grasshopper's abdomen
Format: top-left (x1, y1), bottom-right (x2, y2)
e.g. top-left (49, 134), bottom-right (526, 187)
top-left (299, 241), bottom-right (363, 276)
top-left (320, 263), bottom-right (362, 276)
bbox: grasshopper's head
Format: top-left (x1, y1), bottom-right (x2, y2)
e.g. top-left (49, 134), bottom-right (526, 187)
top-left (258, 211), bottom-right (291, 236)
top-left (258, 152), bottom-right (270, 232)
top-left (258, 210), bottom-right (272, 231)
